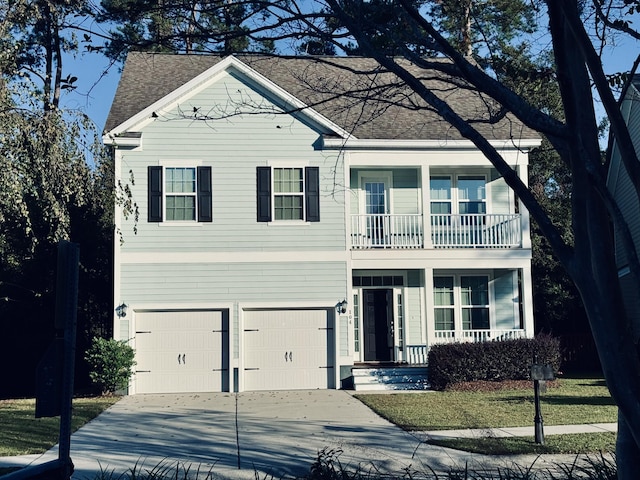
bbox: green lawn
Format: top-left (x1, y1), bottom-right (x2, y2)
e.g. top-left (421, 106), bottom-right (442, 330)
top-left (0, 397), bottom-right (120, 456)
top-left (355, 378), bottom-right (617, 455)
top-left (355, 378), bottom-right (616, 431)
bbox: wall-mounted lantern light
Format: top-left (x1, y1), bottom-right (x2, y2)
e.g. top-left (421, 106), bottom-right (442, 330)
top-left (115, 303), bottom-right (128, 318)
top-left (336, 299), bottom-right (348, 314)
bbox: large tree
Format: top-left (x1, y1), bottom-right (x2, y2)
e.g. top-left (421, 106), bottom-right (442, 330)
top-left (0, 0), bottom-right (113, 396)
top-left (97, 0), bottom-right (276, 61)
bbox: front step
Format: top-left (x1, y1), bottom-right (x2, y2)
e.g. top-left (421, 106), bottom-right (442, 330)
top-left (351, 366), bottom-right (430, 391)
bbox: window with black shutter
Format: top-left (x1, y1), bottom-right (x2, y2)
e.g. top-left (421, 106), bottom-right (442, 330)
top-left (147, 165), bottom-right (212, 222)
top-left (257, 166), bottom-right (320, 222)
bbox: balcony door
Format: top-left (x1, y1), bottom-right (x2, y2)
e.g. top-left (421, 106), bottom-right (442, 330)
top-left (361, 173), bottom-right (392, 247)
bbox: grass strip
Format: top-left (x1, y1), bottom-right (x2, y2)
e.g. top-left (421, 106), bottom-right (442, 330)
top-left (0, 397), bottom-right (120, 456)
top-left (426, 432), bottom-right (616, 455)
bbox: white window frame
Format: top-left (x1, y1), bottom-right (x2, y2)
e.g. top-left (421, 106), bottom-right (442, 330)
top-left (272, 167), bottom-right (305, 222)
top-left (429, 174), bottom-right (488, 215)
top-left (163, 166), bottom-right (198, 222)
top-left (433, 273), bottom-right (492, 332)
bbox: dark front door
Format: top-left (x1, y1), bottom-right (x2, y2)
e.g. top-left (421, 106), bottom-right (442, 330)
top-left (363, 289), bottom-right (393, 362)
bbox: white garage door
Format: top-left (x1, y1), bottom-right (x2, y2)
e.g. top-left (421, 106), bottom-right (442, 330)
top-left (134, 310), bottom-right (227, 394)
top-left (243, 309), bottom-right (334, 391)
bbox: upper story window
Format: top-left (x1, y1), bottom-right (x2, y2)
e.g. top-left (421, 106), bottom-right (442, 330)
top-left (165, 167), bottom-right (196, 221)
top-left (274, 168), bottom-right (304, 220)
top-left (430, 175), bottom-right (486, 215)
top-left (147, 165), bottom-right (212, 223)
top-left (257, 166), bottom-right (320, 223)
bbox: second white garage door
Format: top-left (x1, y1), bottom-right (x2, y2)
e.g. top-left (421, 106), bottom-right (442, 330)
top-left (134, 310), bottom-right (228, 394)
top-left (243, 309), bottom-right (334, 391)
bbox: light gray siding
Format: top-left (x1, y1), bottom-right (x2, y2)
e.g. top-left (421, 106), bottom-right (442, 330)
top-left (611, 89), bottom-right (640, 268)
top-left (489, 171), bottom-right (511, 214)
top-left (405, 270), bottom-right (423, 343)
top-left (119, 71), bottom-right (345, 254)
top-left (492, 270), bottom-right (518, 330)
top-left (392, 169), bottom-right (420, 214)
top-left (121, 262), bottom-right (347, 304)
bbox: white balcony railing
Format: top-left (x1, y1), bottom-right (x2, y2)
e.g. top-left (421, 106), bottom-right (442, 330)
top-left (432, 328), bottom-right (526, 345)
top-left (350, 213), bottom-right (521, 249)
top-left (430, 214), bottom-right (521, 248)
top-left (351, 214), bottom-right (423, 249)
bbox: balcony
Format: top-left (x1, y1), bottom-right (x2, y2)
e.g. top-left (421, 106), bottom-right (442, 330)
top-left (350, 214), bottom-right (522, 249)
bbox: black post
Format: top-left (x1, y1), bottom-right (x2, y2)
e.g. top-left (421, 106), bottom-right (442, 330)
top-left (56, 241), bottom-right (80, 479)
top-left (534, 378), bottom-right (544, 444)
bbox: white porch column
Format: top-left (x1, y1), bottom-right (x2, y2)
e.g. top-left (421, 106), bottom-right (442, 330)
top-left (517, 163), bottom-right (532, 249)
top-left (424, 267), bottom-right (434, 346)
top-left (421, 164), bottom-right (433, 248)
top-left (521, 265), bottom-right (535, 338)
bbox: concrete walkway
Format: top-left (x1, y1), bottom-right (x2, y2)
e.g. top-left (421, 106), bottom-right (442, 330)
top-left (419, 422), bottom-right (617, 440)
top-left (0, 391), bottom-right (617, 480)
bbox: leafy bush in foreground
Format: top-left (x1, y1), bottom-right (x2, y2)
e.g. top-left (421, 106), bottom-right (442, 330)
top-left (85, 337), bottom-right (136, 395)
top-left (428, 334), bottom-right (561, 390)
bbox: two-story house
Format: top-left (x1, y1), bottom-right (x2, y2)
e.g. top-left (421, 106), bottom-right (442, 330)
top-left (104, 53), bottom-right (540, 394)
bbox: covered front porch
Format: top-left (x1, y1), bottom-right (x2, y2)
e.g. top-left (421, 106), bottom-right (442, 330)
top-left (349, 268), bottom-right (534, 368)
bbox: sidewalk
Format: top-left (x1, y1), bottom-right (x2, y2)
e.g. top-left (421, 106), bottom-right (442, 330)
top-left (417, 422), bottom-right (617, 440)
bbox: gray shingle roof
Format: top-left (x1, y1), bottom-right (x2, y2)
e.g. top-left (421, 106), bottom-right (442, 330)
top-left (105, 52), bottom-right (539, 142)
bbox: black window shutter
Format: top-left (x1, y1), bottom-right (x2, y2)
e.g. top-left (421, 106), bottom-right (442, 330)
top-left (305, 166), bottom-right (320, 222)
top-left (256, 167), bottom-right (272, 222)
top-left (197, 166), bottom-right (213, 222)
top-left (148, 166), bottom-right (163, 222)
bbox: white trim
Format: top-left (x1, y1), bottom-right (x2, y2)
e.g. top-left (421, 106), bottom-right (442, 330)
top-left (322, 137), bottom-right (541, 151)
top-left (120, 250), bottom-right (349, 264)
top-left (159, 159), bottom-right (203, 166)
top-left (105, 56), bottom-right (353, 141)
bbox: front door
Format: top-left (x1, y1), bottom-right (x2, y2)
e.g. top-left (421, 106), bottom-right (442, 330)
top-left (363, 289), bottom-right (393, 362)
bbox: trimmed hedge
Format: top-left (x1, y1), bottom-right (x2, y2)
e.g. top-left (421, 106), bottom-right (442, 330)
top-left (427, 334), bottom-right (561, 390)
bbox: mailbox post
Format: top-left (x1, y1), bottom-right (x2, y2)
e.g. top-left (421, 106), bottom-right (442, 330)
top-left (530, 357), bottom-right (555, 445)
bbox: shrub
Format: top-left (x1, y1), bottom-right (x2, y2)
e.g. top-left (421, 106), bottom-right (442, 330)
top-left (427, 334), bottom-right (561, 390)
top-left (85, 337), bottom-right (136, 395)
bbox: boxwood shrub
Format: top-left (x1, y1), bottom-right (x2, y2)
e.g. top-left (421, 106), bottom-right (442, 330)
top-left (427, 334), bottom-right (561, 390)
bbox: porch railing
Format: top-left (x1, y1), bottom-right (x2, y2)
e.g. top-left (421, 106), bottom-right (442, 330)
top-left (350, 213), bottom-right (521, 249)
top-left (433, 328), bottom-right (526, 344)
top-left (351, 214), bottom-right (423, 249)
top-left (431, 214), bottom-right (521, 248)
top-left (404, 330), bottom-right (527, 365)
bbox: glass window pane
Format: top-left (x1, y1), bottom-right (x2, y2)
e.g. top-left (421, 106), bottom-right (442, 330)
top-left (434, 277), bottom-right (454, 306)
top-left (458, 176), bottom-right (485, 201)
top-left (430, 202), bottom-right (452, 215)
top-left (435, 309), bottom-right (454, 330)
top-left (461, 276), bottom-right (488, 306)
top-left (275, 195), bottom-right (303, 220)
top-left (463, 308), bottom-right (489, 330)
top-left (365, 182), bottom-right (386, 214)
top-left (166, 195), bottom-right (195, 221)
top-left (430, 176), bottom-right (451, 200)
top-left (274, 168), bottom-right (303, 193)
top-left (459, 201), bottom-right (486, 214)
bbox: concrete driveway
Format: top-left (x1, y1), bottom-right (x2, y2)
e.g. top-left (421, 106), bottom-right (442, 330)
top-left (0, 390), bottom-right (567, 479)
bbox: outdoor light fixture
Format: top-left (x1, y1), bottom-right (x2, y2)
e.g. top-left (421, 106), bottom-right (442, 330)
top-left (336, 299), bottom-right (348, 314)
top-left (115, 303), bottom-right (128, 318)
